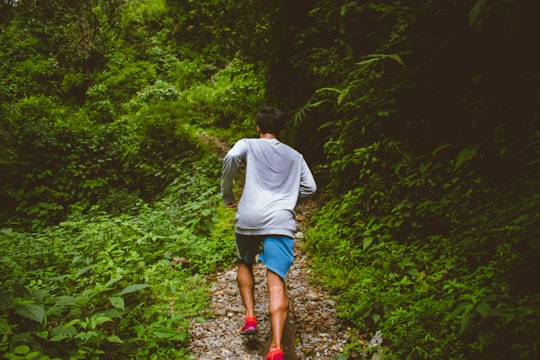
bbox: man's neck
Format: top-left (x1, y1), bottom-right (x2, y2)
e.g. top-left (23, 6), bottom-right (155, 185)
top-left (259, 133), bottom-right (276, 139)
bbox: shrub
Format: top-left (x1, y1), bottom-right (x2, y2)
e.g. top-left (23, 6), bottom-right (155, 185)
top-left (0, 155), bottom-right (233, 358)
top-left (305, 139), bottom-right (540, 359)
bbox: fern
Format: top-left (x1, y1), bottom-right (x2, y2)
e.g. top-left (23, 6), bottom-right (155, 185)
top-left (454, 144), bottom-right (481, 170)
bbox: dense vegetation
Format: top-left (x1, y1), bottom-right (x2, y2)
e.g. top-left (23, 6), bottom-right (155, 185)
top-left (1, 0), bottom-right (538, 359)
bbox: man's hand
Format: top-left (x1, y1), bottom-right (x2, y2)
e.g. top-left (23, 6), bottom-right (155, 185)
top-left (226, 202), bottom-right (238, 208)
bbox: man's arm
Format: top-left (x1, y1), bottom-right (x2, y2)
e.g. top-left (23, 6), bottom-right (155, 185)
top-left (221, 140), bottom-right (246, 206)
top-left (299, 158), bottom-right (317, 198)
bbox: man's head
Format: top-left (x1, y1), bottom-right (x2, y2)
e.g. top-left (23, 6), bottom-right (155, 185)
top-left (256, 107), bottom-right (285, 136)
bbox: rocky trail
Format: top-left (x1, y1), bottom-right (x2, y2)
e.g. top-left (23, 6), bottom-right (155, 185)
top-left (187, 200), bottom-right (352, 359)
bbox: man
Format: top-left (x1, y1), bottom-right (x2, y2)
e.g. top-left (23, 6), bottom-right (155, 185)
top-left (221, 107), bottom-right (317, 360)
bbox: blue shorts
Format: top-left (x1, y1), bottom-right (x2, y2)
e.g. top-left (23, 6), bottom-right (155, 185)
top-left (235, 233), bottom-right (294, 280)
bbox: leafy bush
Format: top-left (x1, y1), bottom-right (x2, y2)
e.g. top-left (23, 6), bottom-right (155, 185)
top-left (0, 155), bottom-right (235, 359)
top-left (175, 56), bottom-right (265, 133)
top-left (305, 138), bottom-right (540, 359)
top-left (86, 59), bottom-right (157, 121)
top-left (1, 75), bottom-right (209, 229)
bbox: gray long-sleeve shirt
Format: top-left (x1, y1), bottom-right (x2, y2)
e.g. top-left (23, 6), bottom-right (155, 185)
top-left (221, 138), bottom-right (317, 238)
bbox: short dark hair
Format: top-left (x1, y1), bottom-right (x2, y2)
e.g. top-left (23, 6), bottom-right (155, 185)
top-left (256, 107), bottom-right (285, 136)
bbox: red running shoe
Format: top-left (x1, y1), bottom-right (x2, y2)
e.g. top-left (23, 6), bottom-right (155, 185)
top-left (240, 316), bottom-right (257, 335)
top-left (266, 347), bottom-right (284, 360)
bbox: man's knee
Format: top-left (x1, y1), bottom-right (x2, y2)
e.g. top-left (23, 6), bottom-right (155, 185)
top-left (237, 262), bottom-right (255, 285)
top-left (268, 294), bottom-right (288, 315)
top-left (238, 260), bottom-right (253, 271)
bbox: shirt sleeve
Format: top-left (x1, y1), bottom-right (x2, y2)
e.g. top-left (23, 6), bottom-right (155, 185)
top-left (221, 139), bottom-right (247, 205)
top-left (299, 157), bottom-right (317, 198)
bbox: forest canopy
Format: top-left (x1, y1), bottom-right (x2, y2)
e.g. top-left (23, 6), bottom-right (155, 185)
top-left (1, 0), bottom-right (539, 359)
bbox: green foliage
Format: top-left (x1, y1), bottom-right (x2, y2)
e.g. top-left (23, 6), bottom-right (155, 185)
top-left (1, 0), bottom-right (264, 229)
top-left (0, 0), bottom-right (263, 358)
top-left (286, 1), bottom-right (539, 358)
top-left (165, 0), bottom-right (276, 61)
top-left (173, 57), bottom-right (265, 134)
top-left (0, 155), bottom-right (233, 358)
top-left (305, 138), bottom-right (540, 359)
top-left (2, 0), bottom-right (538, 359)
top-left (87, 59), bottom-right (157, 118)
top-left (0, 96), bottom-right (202, 228)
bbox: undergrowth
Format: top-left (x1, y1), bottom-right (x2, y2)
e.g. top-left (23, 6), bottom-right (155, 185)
top-left (304, 139), bottom-right (540, 360)
top-left (0, 155), bottom-right (237, 359)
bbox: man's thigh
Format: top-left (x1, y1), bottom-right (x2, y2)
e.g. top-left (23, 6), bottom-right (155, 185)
top-left (235, 233), bottom-right (264, 265)
top-left (260, 235), bottom-right (294, 280)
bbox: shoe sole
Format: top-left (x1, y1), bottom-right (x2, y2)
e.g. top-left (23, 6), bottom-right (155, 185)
top-left (240, 328), bottom-right (258, 336)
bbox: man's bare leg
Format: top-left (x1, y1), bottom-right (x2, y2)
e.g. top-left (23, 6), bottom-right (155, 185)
top-left (267, 269), bottom-right (288, 349)
top-left (237, 262), bottom-right (256, 317)
top-left (237, 262), bottom-right (258, 335)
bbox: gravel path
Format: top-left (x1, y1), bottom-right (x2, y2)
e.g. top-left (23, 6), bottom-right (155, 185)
top-left (188, 201), bottom-right (351, 359)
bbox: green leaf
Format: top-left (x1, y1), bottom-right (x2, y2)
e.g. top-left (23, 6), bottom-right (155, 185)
top-left (362, 237), bottom-right (374, 250)
top-left (119, 284), bottom-right (149, 295)
top-left (36, 331), bottom-right (48, 340)
top-left (75, 330), bottom-right (99, 341)
top-left (26, 351), bottom-right (40, 359)
top-left (109, 297), bottom-right (125, 311)
top-left (432, 143), bottom-right (453, 157)
top-left (103, 308), bottom-right (124, 319)
top-left (194, 317), bottom-right (207, 324)
top-left (49, 324), bottom-right (77, 342)
top-left (153, 327), bottom-right (177, 338)
top-left (14, 345), bottom-right (30, 355)
top-left (469, 0), bottom-right (487, 27)
top-left (90, 314), bottom-right (113, 328)
top-left (106, 335), bottom-right (124, 343)
top-left (476, 302), bottom-right (491, 318)
top-left (16, 304), bottom-right (46, 324)
top-left (454, 144), bottom-right (481, 169)
top-left (459, 305), bottom-right (475, 334)
top-left (46, 295), bottom-right (77, 316)
top-left (0, 228), bottom-right (13, 236)
top-left (104, 276), bottom-right (124, 289)
top-left (73, 265), bottom-right (92, 280)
